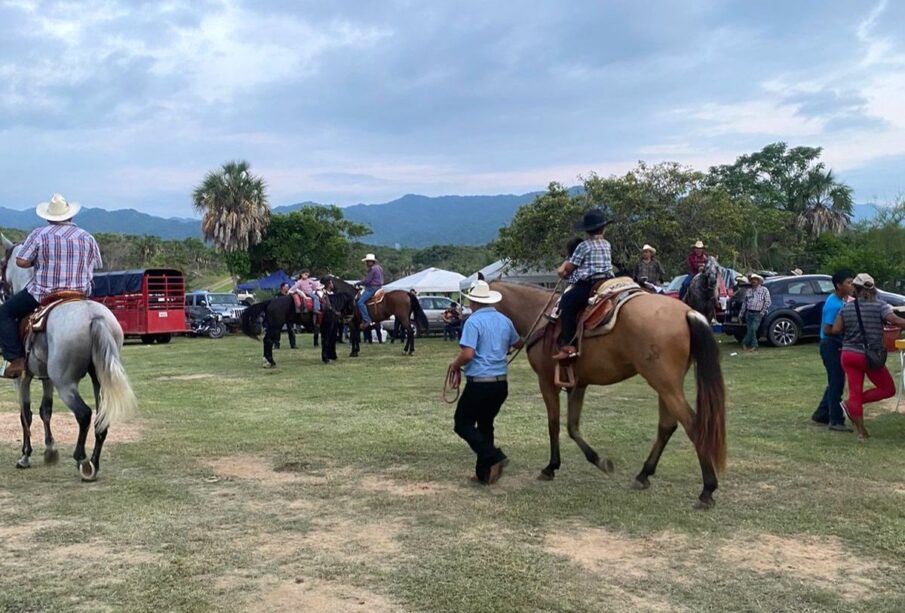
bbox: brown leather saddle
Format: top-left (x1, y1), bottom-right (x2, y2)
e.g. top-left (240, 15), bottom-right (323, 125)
top-left (19, 291), bottom-right (87, 349)
top-left (366, 289), bottom-right (385, 306)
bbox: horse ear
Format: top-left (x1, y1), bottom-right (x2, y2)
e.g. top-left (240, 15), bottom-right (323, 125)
top-left (0, 233), bottom-right (12, 250)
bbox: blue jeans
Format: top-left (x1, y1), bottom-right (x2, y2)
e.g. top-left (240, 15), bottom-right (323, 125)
top-left (813, 338), bottom-right (846, 425)
top-left (743, 312), bottom-right (762, 349)
top-left (310, 293), bottom-right (321, 312)
top-left (357, 287), bottom-right (377, 323)
top-left (679, 274), bottom-right (692, 300)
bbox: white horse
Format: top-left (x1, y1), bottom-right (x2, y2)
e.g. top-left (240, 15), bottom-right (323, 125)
top-left (1, 233), bottom-right (137, 480)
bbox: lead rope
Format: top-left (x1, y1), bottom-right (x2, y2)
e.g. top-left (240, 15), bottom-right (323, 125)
top-left (506, 279), bottom-right (564, 366)
top-left (442, 363), bottom-right (462, 404)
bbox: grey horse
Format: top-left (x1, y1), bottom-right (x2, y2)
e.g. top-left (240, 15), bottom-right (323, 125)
top-left (683, 255), bottom-right (720, 323)
top-left (1, 234), bottom-right (137, 481)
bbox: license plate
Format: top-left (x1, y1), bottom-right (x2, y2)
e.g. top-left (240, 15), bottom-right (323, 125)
top-left (159, 312), bottom-right (168, 318)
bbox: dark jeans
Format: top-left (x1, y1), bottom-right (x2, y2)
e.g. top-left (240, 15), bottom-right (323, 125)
top-left (557, 279), bottom-right (594, 347)
top-left (0, 289), bottom-right (39, 360)
top-left (813, 338), bottom-right (846, 425)
top-left (454, 381), bottom-right (508, 482)
top-left (679, 274), bottom-right (692, 300)
top-left (444, 323), bottom-right (461, 341)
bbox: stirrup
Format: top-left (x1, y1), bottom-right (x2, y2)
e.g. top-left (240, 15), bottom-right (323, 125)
top-left (555, 362), bottom-right (576, 389)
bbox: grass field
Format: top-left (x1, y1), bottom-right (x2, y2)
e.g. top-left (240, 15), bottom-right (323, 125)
top-left (1, 333), bottom-right (905, 612)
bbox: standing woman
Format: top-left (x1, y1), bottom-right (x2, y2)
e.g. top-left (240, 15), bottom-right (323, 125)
top-left (833, 273), bottom-right (905, 440)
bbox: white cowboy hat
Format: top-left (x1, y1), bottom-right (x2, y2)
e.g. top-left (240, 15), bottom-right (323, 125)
top-left (361, 253), bottom-right (377, 262)
top-left (853, 272), bottom-right (875, 288)
top-left (463, 279), bottom-right (502, 304)
top-left (36, 193), bottom-right (81, 222)
top-left (641, 244), bottom-right (657, 254)
top-left (750, 273), bottom-right (764, 282)
top-left (735, 275), bottom-right (750, 285)
top-left (692, 240), bottom-right (705, 249)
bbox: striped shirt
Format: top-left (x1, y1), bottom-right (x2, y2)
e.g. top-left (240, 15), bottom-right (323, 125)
top-left (568, 237), bottom-right (613, 281)
top-left (841, 300), bottom-right (892, 354)
top-left (18, 223), bottom-right (102, 301)
top-left (744, 285), bottom-right (772, 313)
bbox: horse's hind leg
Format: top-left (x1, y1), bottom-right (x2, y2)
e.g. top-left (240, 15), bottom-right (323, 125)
top-left (659, 389), bottom-right (718, 509)
top-left (15, 375), bottom-right (33, 468)
top-left (632, 397), bottom-right (678, 490)
top-left (566, 385), bottom-right (614, 474)
top-left (83, 368), bottom-right (105, 481)
top-left (39, 379), bottom-right (58, 464)
top-left (56, 382), bottom-right (93, 477)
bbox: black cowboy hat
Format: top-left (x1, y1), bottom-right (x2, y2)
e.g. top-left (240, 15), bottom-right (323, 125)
top-left (574, 208), bottom-right (612, 232)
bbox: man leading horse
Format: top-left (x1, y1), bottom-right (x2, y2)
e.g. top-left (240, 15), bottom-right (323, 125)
top-left (0, 194), bottom-right (102, 379)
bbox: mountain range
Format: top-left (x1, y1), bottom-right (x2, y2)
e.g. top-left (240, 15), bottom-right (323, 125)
top-left (0, 195), bottom-right (880, 247)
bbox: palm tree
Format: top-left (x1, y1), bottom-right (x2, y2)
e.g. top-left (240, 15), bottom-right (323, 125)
top-left (192, 160), bottom-right (270, 282)
top-left (793, 169), bottom-right (853, 238)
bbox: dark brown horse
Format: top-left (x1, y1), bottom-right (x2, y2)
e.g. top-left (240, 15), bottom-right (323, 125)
top-left (491, 281), bottom-right (727, 509)
top-left (347, 287), bottom-right (428, 357)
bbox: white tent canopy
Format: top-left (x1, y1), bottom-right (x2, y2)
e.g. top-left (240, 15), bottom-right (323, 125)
top-left (383, 267), bottom-right (466, 294)
top-left (460, 259), bottom-right (559, 291)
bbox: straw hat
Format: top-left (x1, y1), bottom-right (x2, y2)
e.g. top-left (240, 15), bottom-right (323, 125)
top-left (735, 275), bottom-right (750, 285)
top-left (853, 273), bottom-right (875, 288)
top-left (36, 193), bottom-right (81, 222)
top-left (692, 240), bottom-right (705, 249)
top-left (361, 253), bottom-right (377, 262)
top-left (790, 268), bottom-right (803, 276)
top-left (463, 279), bottom-right (502, 304)
top-left (750, 273), bottom-right (764, 282)
top-left (641, 244), bottom-right (657, 254)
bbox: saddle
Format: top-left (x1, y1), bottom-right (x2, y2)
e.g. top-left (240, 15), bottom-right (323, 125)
top-left (19, 291), bottom-right (87, 348)
top-left (365, 289), bottom-right (385, 306)
top-left (291, 293), bottom-right (314, 313)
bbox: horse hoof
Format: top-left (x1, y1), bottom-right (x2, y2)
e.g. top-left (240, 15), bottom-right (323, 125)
top-left (537, 471), bottom-right (555, 481)
top-left (596, 457), bottom-right (615, 474)
top-left (631, 478), bottom-right (650, 491)
top-left (44, 448), bottom-right (59, 465)
top-left (16, 457), bottom-right (30, 469)
top-left (693, 497), bottom-right (715, 510)
top-left (79, 460), bottom-right (97, 482)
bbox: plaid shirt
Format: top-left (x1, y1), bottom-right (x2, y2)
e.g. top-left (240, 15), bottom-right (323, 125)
top-left (568, 237), bottom-right (613, 282)
top-left (744, 285), bottom-right (772, 313)
top-left (18, 223), bottom-right (102, 301)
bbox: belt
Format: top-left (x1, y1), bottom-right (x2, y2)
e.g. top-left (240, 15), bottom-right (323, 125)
top-left (466, 375), bottom-right (507, 383)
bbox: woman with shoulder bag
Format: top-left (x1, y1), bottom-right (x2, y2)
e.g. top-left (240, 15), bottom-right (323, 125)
top-left (832, 273), bottom-right (905, 440)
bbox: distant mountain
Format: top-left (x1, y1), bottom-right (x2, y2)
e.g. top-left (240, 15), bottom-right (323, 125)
top-left (0, 206), bottom-right (200, 240)
top-left (274, 192), bottom-right (545, 247)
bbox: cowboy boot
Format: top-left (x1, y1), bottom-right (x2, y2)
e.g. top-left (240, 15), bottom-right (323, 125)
top-left (1, 357), bottom-right (25, 379)
top-left (552, 346), bottom-right (578, 361)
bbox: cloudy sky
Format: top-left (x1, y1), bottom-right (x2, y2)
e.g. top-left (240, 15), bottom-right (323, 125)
top-left (1, 0), bottom-right (904, 217)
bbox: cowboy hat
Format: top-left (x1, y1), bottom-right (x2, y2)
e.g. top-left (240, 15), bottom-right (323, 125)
top-left (361, 253), bottom-right (377, 262)
top-left (574, 209), bottom-right (611, 232)
top-left (750, 273), bottom-right (764, 282)
top-left (641, 244), bottom-right (657, 254)
top-left (36, 193), bottom-right (81, 222)
top-left (692, 240), bottom-right (705, 249)
top-left (463, 279), bottom-right (502, 304)
top-left (790, 268), bottom-right (803, 276)
top-left (853, 273), bottom-right (875, 288)
top-left (735, 275), bottom-right (750, 285)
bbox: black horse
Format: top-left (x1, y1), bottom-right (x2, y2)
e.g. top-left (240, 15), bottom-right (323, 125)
top-left (240, 282), bottom-right (353, 366)
top-left (684, 255), bottom-right (719, 323)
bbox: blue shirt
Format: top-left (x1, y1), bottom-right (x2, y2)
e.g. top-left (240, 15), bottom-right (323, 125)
top-left (820, 294), bottom-right (844, 340)
top-left (459, 307), bottom-right (520, 377)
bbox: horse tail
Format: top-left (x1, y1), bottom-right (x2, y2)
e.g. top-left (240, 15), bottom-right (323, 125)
top-left (686, 311), bottom-right (727, 473)
top-left (241, 300), bottom-right (270, 339)
top-left (90, 318), bottom-right (137, 432)
top-left (409, 294), bottom-right (429, 334)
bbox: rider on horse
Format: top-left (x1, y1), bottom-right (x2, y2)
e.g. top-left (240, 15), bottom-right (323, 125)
top-left (552, 209), bottom-right (614, 361)
top-left (357, 253), bottom-right (384, 329)
top-left (0, 194), bottom-right (102, 378)
top-left (680, 240), bottom-right (708, 300)
top-left (290, 270), bottom-right (321, 322)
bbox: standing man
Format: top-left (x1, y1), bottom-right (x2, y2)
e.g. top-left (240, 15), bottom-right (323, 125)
top-left (357, 253), bottom-right (384, 329)
top-left (680, 240), bottom-right (708, 300)
top-left (0, 194), bottom-right (102, 378)
top-left (633, 244), bottom-right (667, 285)
top-left (552, 209), bottom-right (614, 360)
top-left (812, 270), bottom-right (854, 431)
top-left (274, 282), bottom-right (296, 350)
top-left (741, 273), bottom-right (771, 352)
top-left (449, 280), bottom-right (522, 484)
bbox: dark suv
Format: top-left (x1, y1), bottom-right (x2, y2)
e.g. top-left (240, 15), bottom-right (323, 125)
top-left (723, 274), bottom-right (905, 347)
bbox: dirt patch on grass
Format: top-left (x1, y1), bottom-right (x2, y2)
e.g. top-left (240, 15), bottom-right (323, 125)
top-left (867, 396), bottom-right (902, 416)
top-left (0, 412), bottom-right (143, 445)
top-left (0, 519), bottom-right (68, 545)
top-left (254, 577), bottom-right (401, 612)
top-left (719, 534), bottom-right (880, 600)
top-left (358, 475), bottom-right (462, 497)
top-left (203, 455), bottom-right (328, 485)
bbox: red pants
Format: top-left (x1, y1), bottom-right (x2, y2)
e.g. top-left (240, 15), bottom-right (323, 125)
top-left (840, 350), bottom-right (895, 418)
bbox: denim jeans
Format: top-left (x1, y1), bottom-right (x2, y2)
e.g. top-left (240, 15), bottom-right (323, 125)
top-left (0, 289), bottom-right (39, 360)
top-left (812, 338), bottom-right (845, 425)
top-left (743, 312), bottom-right (763, 349)
top-left (357, 287), bottom-right (377, 323)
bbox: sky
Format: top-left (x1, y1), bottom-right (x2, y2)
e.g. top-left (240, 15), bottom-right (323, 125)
top-left (1, 0), bottom-right (904, 217)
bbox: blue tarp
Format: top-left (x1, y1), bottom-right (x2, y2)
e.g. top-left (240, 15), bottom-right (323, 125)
top-left (237, 269), bottom-right (292, 291)
top-left (91, 268), bottom-right (183, 297)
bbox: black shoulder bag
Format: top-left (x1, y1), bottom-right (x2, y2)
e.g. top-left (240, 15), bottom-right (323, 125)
top-left (853, 298), bottom-right (887, 369)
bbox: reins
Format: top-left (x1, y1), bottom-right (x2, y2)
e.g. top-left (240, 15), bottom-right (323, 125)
top-left (506, 279), bottom-right (563, 366)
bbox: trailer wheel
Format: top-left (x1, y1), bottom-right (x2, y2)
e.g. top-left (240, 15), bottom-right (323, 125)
top-left (155, 334), bottom-right (172, 344)
top-left (140, 335), bottom-right (156, 345)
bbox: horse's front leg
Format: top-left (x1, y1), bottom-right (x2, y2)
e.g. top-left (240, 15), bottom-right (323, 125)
top-left (538, 378), bottom-right (562, 480)
top-left (16, 374), bottom-right (33, 468)
top-left (567, 385), bottom-right (614, 474)
top-left (39, 378), bottom-right (58, 464)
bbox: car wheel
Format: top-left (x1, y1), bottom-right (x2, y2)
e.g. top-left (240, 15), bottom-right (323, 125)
top-left (209, 323), bottom-right (227, 339)
top-left (767, 317), bottom-right (800, 347)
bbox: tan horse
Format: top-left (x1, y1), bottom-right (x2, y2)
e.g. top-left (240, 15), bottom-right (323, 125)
top-left (491, 281), bottom-right (727, 509)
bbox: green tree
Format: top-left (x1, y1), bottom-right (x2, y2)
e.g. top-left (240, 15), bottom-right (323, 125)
top-left (192, 160), bottom-right (270, 283)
